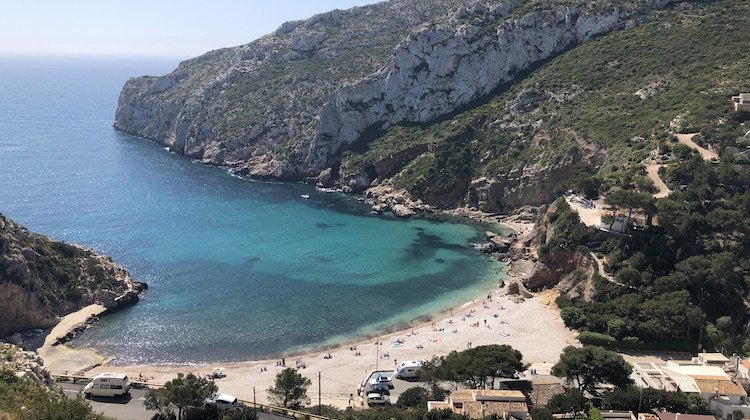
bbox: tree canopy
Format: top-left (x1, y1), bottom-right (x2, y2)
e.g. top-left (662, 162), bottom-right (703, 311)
top-left (397, 387), bottom-right (430, 409)
top-left (422, 345), bottom-right (526, 389)
top-left (551, 346), bottom-right (633, 393)
top-left (0, 370), bottom-right (107, 420)
top-left (144, 372), bottom-right (217, 420)
top-left (546, 389), bottom-right (588, 415)
top-left (601, 386), bottom-right (710, 414)
top-left (267, 368), bottom-right (312, 409)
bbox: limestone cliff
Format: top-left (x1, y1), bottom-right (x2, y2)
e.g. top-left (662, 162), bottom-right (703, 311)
top-left (0, 214), bottom-right (145, 338)
top-left (115, 0), bottom-right (468, 178)
top-left (115, 0), bottom-right (670, 189)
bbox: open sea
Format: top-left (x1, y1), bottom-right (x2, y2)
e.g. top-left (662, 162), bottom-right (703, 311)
top-left (0, 56), bottom-right (505, 365)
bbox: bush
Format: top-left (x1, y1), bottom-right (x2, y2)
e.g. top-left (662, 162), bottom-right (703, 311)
top-left (555, 294), bottom-right (573, 309)
top-left (578, 331), bottom-right (616, 346)
top-left (561, 307), bottom-right (587, 329)
top-left (530, 407), bottom-right (556, 420)
top-left (622, 336), bottom-right (640, 346)
top-left (397, 387), bottom-right (430, 409)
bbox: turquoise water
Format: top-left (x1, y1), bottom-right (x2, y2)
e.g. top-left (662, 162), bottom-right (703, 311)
top-left (0, 57), bottom-right (505, 364)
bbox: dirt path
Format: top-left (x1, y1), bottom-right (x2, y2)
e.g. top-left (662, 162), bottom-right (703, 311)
top-left (589, 252), bottom-right (638, 290)
top-left (676, 133), bottom-right (718, 161)
top-left (646, 164), bottom-right (671, 198)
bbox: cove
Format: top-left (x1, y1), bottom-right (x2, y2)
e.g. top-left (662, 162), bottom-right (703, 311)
top-left (0, 56), bottom-right (505, 364)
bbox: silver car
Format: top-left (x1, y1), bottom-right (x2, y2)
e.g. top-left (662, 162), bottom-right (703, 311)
top-left (205, 393), bottom-right (240, 410)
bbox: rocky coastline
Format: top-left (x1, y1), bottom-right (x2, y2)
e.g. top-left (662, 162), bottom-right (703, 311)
top-left (0, 213), bottom-right (148, 346)
top-left (114, 0), bottom-right (671, 214)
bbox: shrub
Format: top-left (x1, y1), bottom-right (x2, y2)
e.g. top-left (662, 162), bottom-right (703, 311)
top-left (578, 331), bottom-right (616, 346)
top-left (561, 307), bottom-right (587, 329)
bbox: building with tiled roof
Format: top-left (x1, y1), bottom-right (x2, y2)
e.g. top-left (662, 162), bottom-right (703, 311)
top-left (428, 389), bottom-right (529, 420)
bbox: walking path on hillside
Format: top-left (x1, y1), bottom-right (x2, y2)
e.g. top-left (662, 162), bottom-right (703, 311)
top-left (676, 133), bottom-right (719, 160)
top-left (646, 164), bottom-right (671, 198)
top-left (589, 252), bottom-right (638, 290)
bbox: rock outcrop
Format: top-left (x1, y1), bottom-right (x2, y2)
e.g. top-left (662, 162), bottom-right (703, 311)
top-left (115, 0), bottom-right (670, 189)
top-left (363, 184), bottom-right (431, 216)
top-left (0, 343), bottom-right (53, 388)
top-left (308, 0), bottom-right (668, 171)
top-left (521, 200), bottom-right (595, 300)
top-left (0, 214), bottom-right (146, 338)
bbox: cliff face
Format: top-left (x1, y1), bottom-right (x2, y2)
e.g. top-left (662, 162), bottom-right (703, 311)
top-left (522, 200), bottom-right (595, 300)
top-left (115, 0), bottom-right (467, 178)
top-left (115, 0), bottom-right (669, 188)
top-left (0, 214), bottom-right (144, 338)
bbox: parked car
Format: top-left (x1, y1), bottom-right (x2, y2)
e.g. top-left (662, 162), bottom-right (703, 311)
top-left (205, 393), bottom-right (240, 411)
top-left (366, 383), bottom-right (390, 394)
top-left (368, 374), bottom-right (393, 388)
top-left (367, 392), bottom-right (390, 405)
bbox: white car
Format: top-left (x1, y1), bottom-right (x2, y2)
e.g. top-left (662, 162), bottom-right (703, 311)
top-left (205, 393), bottom-right (240, 411)
top-left (367, 392), bottom-right (390, 405)
top-left (368, 374), bottom-right (393, 388)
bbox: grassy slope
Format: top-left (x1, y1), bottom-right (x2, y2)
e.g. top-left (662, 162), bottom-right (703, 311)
top-left (342, 0), bottom-right (750, 198)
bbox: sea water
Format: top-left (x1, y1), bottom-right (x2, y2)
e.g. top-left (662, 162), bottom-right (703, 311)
top-left (0, 56), bottom-right (505, 364)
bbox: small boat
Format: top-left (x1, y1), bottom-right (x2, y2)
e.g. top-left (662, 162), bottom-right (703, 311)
top-left (300, 194), bottom-right (310, 199)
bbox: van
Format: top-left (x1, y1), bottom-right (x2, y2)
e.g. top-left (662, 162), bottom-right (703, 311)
top-left (84, 373), bottom-right (131, 398)
top-left (394, 361), bottom-right (423, 379)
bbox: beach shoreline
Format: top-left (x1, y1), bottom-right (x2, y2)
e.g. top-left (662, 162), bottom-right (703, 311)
top-left (38, 216), bottom-right (578, 409)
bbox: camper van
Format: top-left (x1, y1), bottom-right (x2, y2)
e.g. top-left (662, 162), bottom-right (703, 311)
top-left (394, 360), bottom-right (423, 379)
top-left (84, 373), bottom-right (131, 398)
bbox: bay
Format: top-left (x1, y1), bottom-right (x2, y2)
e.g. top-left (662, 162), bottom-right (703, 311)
top-left (0, 56), bottom-right (505, 364)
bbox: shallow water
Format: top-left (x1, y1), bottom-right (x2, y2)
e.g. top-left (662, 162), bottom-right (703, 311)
top-left (0, 56), bottom-right (506, 364)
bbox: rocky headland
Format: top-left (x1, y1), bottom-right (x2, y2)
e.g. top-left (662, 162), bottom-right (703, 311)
top-left (0, 213), bottom-right (146, 342)
top-left (115, 0), bottom-right (671, 212)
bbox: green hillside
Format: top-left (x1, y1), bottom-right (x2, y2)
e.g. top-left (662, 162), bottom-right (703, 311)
top-left (343, 0), bottom-right (750, 203)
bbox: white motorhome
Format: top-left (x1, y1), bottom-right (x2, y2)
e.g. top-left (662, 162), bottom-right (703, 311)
top-left (394, 360), bottom-right (423, 379)
top-left (84, 373), bottom-right (131, 398)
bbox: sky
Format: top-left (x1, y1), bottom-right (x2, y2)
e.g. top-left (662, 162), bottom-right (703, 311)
top-left (0, 0), bottom-right (381, 58)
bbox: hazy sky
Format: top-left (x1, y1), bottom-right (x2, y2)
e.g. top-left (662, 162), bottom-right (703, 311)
top-left (0, 0), bottom-right (381, 58)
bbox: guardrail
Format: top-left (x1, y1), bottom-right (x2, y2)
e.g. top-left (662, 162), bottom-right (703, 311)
top-left (50, 372), bottom-right (332, 420)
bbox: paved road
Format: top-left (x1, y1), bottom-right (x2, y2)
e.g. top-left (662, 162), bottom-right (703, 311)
top-left (61, 383), bottom-right (151, 420)
top-left (61, 383), bottom-right (295, 420)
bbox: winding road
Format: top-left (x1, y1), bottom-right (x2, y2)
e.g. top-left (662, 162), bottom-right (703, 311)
top-left (646, 164), bottom-right (671, 198)
top-left (676, 133), bottom-right (718, 161)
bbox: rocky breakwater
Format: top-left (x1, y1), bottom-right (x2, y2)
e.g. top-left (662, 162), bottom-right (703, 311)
top-left (0, 213), bottom-right (146, 340)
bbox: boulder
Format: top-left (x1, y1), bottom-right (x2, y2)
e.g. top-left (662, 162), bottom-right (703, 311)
top-left (392, 204), bottom-right (415, 217)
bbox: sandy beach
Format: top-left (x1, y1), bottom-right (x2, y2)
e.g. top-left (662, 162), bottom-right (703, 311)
top-left (41, 288), bottom-right (577, 408)
top-left (36, 219), bottom-right (578, 409)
